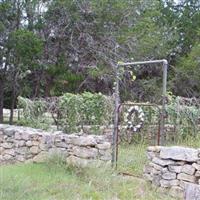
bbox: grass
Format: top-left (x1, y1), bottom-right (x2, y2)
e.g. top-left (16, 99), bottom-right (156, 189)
top-left (0, 144), bottom-right (176, 200)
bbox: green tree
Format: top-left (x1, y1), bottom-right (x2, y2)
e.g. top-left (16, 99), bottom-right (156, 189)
top-left (6, 29), bottom-right (43, 123)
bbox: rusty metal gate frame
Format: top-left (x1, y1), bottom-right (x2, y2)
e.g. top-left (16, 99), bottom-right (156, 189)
top-left (115, 102), bottom-right (162, 169)
top-left (112, 59), bottom-right (168, 168)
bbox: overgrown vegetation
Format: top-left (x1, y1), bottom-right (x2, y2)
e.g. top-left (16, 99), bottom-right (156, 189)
top-left (18, 92), bottom-right (113, 132)
top-left (0, 145), bottom-right (175, 200)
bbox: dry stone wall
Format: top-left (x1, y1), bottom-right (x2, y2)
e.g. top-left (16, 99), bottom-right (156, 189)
top-left (0, 124), bottom-right (112, 167)
top-left (144, 146), bottom-right (200, 199)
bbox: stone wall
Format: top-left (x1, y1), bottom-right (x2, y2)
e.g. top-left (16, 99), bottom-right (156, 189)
top-left (144, 146), bottom-right (200, 199)
top-left (0, 124), bottom-right (111, 167)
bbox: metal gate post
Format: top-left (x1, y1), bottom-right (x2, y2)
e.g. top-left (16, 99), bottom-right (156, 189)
top-left (160, 60), bottom-right (168, 145)
top-left (112, 64), bottom-right (120, 169)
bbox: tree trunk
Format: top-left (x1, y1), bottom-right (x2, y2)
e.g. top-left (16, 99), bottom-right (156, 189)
top-left (0, 79), bottom-right (4, 123)
top-left (9, 75), bottom-right (17, 125)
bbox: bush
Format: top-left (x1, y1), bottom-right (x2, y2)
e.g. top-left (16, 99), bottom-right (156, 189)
top-left (58, 92), bottom-right (114, 132)
top-left (17, 92), bottom-right (114, 133)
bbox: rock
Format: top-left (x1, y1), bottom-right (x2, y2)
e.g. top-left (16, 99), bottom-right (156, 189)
top-left (161, 167), bottom-right (168, 173)
top-left (151, 168), bottom-right (161, 175)
top-left (66, 155), bottom-right (89, 167)
top-left (147, 146), bottom-right (161, 152)
top-left (143, 173), bottom-right (153, 181)
top-left (30, 146), bottom-right (40, 154)
top-left (15, 132), bottom-right (22, 140)
top-left (55, 142), bottom-right (68, 148)
top-left (162, 172), bottom-right (176, 180)
top-left (185, 183), bottom-right (200, 200)
top-left (48, 148), bottom-right (68, 157)
top-left (176, 161), bottom-right (186, 165)
top-left (26, 141), bottom-right (33, 147)
top-left (149, 162), bottom-right (163, 171)
top-left (71, 136), bottom-right (97, 147)
top-left (99, 149), bottom-right (111, 156)
top-left (15, 140), bottom-right (25, 147)
top-left (32, 141), bottom-right (40, 146)
top-left (147, 151), bottom-right (157, 160)
top-left (72, 146), bottom-right (98, 159)
top-left (144, 165), bottom-right (153, 174)
top-left (100, 154), bottom-right (112, 161)
top-left (168, 165), bottom-right (182, 173)
top-left (96, 142), bottom-right (111, 150)
top-left (152, 157), bottom-right (174, 166)
top-left (192, 163), bottom-right (200, 171)
top-left (160, 179), bottom-right (171, 188)
top-left (195, 171), bottom-right (200, 177)
top-left (160, 179), bottom-right (179, 188)
top-left (16, 155), bottom-right (25, 162)
top-left (4, 128), bottom-right (15, 136)
top-left (1, 142), bottom-right (13, 149)
top-left (169, 186), bottom-right (184, 199)
top-left (0, 147), bottom-right (4, 154)
top-left (33, 152), bottom-right (48, 163)
top-left (4, 154), bottom-right (13, 161)
top-left (160, 146), bottom-right (200, 162)
top-left (177, 173), bottom-right (196, 183)
top-left (179, 180), bottom-right (189, 189)
top-left (21, 132), bottom-right (29, 141)
top-left (0, 135), bottom-right (4, 143)
top-left (0, 155), bottom-right (4, 161)
top-left (16, 147), bottom-right (28, 155)
top-left (152, 175), bottom-right (161, 186)
top-left (181, 164), bottom-right (196, 175)
top-left (170, 179), bottom-right (180, 186)
top-left (39, 143), bottom-right (51, 151)
top-left (4, 149), bottom-right (15, 156)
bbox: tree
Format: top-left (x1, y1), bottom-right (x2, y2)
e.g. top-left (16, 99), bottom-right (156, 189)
top-left (6, 29), bottom-right (43, 123)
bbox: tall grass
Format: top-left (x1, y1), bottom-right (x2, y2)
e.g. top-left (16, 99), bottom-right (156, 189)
top-left (0, 145), bottom-right (176, 200)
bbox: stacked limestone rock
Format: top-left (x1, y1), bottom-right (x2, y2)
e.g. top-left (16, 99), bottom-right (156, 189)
top-left (0, 124), bottom-right (112, 167)
top-left (144, 146), bottom-right (200, 199)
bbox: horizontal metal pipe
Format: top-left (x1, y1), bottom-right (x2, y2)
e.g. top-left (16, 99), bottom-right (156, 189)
top-left (118, 59), bottom-right (168, 66)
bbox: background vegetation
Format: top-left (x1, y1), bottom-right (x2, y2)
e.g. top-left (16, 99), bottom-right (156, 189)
top-left (0, 0), bottom-right (200, 124)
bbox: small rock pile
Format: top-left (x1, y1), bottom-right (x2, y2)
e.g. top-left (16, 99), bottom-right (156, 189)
top-left (0, 124), bottom-right (112, 167)
top-left (144, 146), bottom-right (200, 199)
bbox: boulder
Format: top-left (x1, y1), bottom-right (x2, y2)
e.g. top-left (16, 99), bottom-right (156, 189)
top-left (4, 128), bottom-right (15, 137)
top-left (192, 163), bottom-right (200, 171)
top-left (160, 179), bottom-right (179, 188)
top-left (152, 157), bottom-right (174, 166)
top-left (195, 171), bottom-right (200, 177)
top-left (147, 146), bottom-right (161, 152)
top-left (30, 146), bottom-right (40, 154)
top-left (149, 162), bottom-right (163, 171)
top-left (96, 142), bottom-right (111, 150)
top-left (181, 164), bottom-right (196, 175)
top-left (15, 140), bottom-right (25, 147)
top-left (160, 146), bottom-right (200, 162)
top-left (169, 186), bottom-right (184, 199)
top-left (33, 152), bottom-right (49, 163)
top-left (66, 155), bottom-right (90, 167)
top-left (177, 173), bottom-right (196, 183)
top-left (168, 165), bottom-right (182, 173)
top-left (185, 183), bottom-right (200, 200)
top-left (72, 146), bottom-right (98, 159)
top-left (71, 136), bottom-right (97, 147)
top-left (1, 142), bottom-right (13, 149)
top-left (162, 172), bottom-right (176, 180)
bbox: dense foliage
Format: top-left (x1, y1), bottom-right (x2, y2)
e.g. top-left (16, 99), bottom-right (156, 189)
top-left (18, 92), bottom-right (114, 132)
top-left (0, 0), bottom-right (199, 123)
